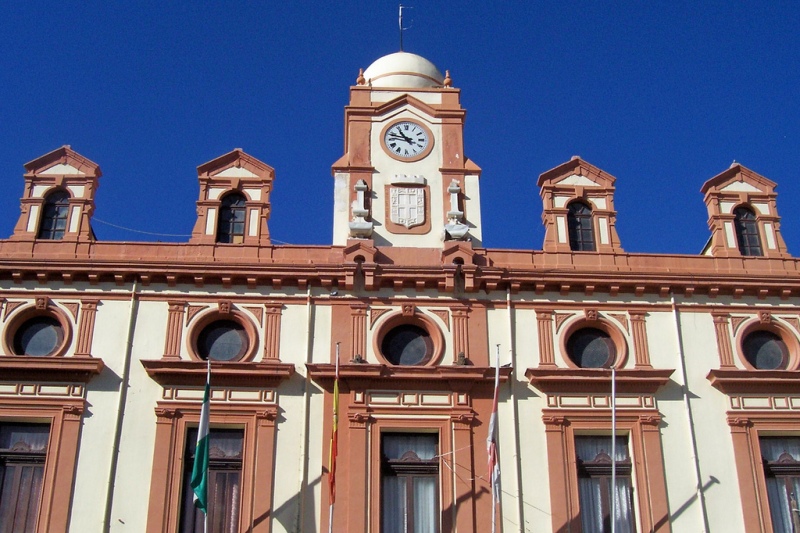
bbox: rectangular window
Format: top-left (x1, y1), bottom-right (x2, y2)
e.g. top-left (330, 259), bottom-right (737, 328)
top-left (0, 423), bottom-right (51, 533)
top-left (180, 428), bottom-right (244, 533)
top-left (575, 435), bottom-right (635, 533)
top-left (760, 437), bottom-right (800, 532)
top-left (381, 433), bottom-right (439, 533)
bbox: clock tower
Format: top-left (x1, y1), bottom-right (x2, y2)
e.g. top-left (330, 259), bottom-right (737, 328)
top-left (332, 52), bottom-right (482, 248)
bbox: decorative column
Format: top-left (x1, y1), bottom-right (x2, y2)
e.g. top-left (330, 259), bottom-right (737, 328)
top-left (350, 304), bottom-right (368, 359)
top-left (629, 312), bottom-right (652, 368)
top-left (452, 305), bottom-right (469, 362)
top-left (637, 416), bottom-right (669, 532)
top-left (263, 305), bottom-right (282, 361)
top-left (712, 312), bottom-right (735, 368)
top-left (43, 405), bottom-right (85, 532)
top-left (74, 300), bottom-right (98, 356)
top-left (345, 411), bottom-right (371, 533)
top-left (537, 310), bottom-right (556, 366)
top-left (543, 415), bottom-right (572, 532)
top-left (163, 301), bottom-right (185, 359)
top-left (451, 412), bottom-right (476, 532)
top-left (146, 408), bottom-right (181, 532)
top-left (727, 417), bottom-right (765, 532)
top-left (252, 408), bottom-right (279, 533)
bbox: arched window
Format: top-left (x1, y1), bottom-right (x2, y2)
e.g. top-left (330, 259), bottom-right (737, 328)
top-left (733, 206), bottom-right (763, 256)
top-left (37, 190), bottom-right (70, 240)
top-left (216, 193), bottom-right (247, 244)
top-left (567, 201), bottom-right (596, 251)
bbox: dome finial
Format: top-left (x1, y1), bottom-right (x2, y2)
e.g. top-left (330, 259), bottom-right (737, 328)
top-left (443, 70), bottom-right (452, 87)
top-left (356, 68), bottom-right (366, 86)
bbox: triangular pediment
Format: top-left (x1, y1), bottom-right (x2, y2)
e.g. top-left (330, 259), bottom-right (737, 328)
top-left (372, 94), bottom-right (456, 120)
top-left (214, 166), bottom-right (259, 178)
top-left (40, 163), bottom-right (86, 176)
top-left (701, 163), bottom-right (776, 195)
top-left (558, 174), bottom-right (600, 186)
top-left (24, 146), bottom-right (101, 178)
top-left (537, 157), bottom-right (615, 188)
top-left (197, 148), bottom-right (274, 181)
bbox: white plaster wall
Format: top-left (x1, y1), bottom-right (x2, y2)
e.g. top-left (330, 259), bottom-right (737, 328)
top-left (103, 299), bottom-right (168, 532)
top-left (270, 303), bottom-right (330, 532)
top-left (332, 172), bottom-right (350, 246)
top-left (463, 173), bottom-right (482, 245)
top-left (649, 309), bottom-right (744, 531)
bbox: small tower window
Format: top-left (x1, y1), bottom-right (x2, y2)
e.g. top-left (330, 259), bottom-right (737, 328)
top-left (567, 201), bottom-right (596, 251)
top-left (217, 193), bottom-right (247, 244)
top-left (37, 190), bottom-right (70, 240)
top-left (733, 206), bottom-right (763, 256)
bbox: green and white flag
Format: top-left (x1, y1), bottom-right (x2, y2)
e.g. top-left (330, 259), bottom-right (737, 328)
top-left (191, 360), bottom-right (211, 515)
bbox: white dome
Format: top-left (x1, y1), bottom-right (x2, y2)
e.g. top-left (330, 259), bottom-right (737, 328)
top-left (363, 52), bottom-right (444, 88)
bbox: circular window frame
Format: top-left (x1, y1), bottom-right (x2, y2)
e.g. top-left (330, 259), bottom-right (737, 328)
top-left (379, 119), bottom-right (435, 163)
top-left (187, 309), bottom-right (258, 363)
top-left (736, 319), bottom-right (799, 371)
top-left (560, 317), bottom-right (629, 370)
top-left (3, 305), bottom-right (72, 357)
top-left (373, 311), bottom-right (444, 367)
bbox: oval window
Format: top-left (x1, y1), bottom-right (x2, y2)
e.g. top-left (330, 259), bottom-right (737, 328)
top-left (381, 324), bottom-right (433, 366)
top-left (196, 320), bottom-right (248, 361)
top-left (13, 316), bottom-right (64, 356)
top-left (567, 327), bottom-right (616, 368)
top-left (743, 330), bottom-right (788, 370)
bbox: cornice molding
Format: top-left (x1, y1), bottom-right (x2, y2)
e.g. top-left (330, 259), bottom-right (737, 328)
top-left (707, 369), bottom-right (800, 394)
top-left (0, 355), bottom-right (104, 382)
top-left (141, 360), bottom-right (295, 387)
top-left (307, 362), bottom-right (512, 392)
top-left (525, 367), bottom-right (674, 394)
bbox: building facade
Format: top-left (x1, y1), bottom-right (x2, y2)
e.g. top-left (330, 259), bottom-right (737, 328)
top-left (0, 51), bottom-right (799, 533)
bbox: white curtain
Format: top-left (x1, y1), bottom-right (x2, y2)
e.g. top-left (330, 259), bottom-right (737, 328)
top-left (413, 477), bottom-right (436, 532)
top-left (576, 436), bottom-right (633, 533)
top-left (382, 477), bottom-right (408, 533)
top-left (383, 434), bottom-right (437, 460)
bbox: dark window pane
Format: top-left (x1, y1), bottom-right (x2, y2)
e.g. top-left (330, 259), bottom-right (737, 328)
top-left (37, 191), bottom-right (70, 240)
top-left (576, 436), bottom-right (634, 533)
top-left (381, 325), bottom-right (432, 366)
top-left (734, 207), bottom-right (763, 256)
top-left (181, 429), bottom-right (244, 533)
top-left (567, 328), bottom-right (615, 368)
top-left (743, 331), bottom-right (788, 370)
top-left (197, 320), bottom-right (247, 362)
top-left (217, 194), bottom-right (247, 244)
top-left (568, 202), bottom-right (596, 251)
top-left (0, 423), bottom-right (49, 533)
top-left (761, 437), bottom-right (800, 533)
top-left (381, 433), bottom-right (439, 533)
top-left (12, 316), bottom-right (63, 356)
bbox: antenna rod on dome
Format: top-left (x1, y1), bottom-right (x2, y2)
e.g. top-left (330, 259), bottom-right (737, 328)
top-left (399, 4), bottom-right (413, 51)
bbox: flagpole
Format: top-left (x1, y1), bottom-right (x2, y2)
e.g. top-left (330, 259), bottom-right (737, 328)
top-left (328, 343), bottom-right (340, 533)
top-left (611, 364), bottom-right (616, 533)
top-left (490, 344), bottom-right (501, 533)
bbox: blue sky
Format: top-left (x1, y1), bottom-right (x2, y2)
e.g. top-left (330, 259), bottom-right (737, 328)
top-left (2, 2), bottom-right (798, 254)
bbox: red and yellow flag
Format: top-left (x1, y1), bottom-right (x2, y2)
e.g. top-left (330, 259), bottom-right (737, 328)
top-left (328, 346), bottom-right (340, 505)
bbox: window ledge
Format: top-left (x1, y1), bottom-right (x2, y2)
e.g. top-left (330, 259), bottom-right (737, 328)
top-left (142, 360), bottom-right (295, 387)
top-left (0, 355), bottom-right (104, 382)
top-left (707, 369), bottom-right (800, 394)
top-left (525, 367), bottom-right (674, 394)
top-left (307, 363), bottom-right (512, 391)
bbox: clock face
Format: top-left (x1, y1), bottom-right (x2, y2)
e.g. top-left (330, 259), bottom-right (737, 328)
top-left (383, 121), bottom-right (430, 160)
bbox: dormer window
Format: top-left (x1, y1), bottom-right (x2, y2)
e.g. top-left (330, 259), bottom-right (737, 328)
top-left (567, 201), bottom-right (595, 251)
top-left (217, 193), bottom-right (246, 244)
top-left (733, 206), bottom-right (763, 256)
top-left (37, 190), bottom-right (70, 240)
